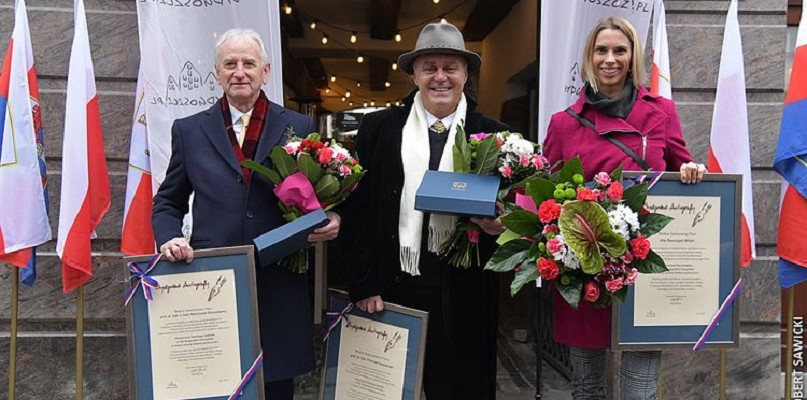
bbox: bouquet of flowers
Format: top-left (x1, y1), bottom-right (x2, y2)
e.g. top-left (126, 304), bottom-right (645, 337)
top-left (438, 128), bottom-right (549, 268)
top-left (243, 133), bottom-right (365, 273)
top-left (484, 157), bottom-right (672, 308)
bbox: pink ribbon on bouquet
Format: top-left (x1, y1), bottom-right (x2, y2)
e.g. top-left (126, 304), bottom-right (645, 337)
top-left (273, 171), bottom-right (322, 213)
top-left (515, 193), bottom-right (538, 214)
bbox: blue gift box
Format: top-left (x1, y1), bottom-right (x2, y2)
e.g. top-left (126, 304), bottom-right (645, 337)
top-left (415, 170), bottom-right (500, 218)
top-left (253, 208), bottom-right (329, 267)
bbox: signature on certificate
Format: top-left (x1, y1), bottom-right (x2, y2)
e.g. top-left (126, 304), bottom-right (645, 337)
top-left (344, 316), bottom-right (389, 340)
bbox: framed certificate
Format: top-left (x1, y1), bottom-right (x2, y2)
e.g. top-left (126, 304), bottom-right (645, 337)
top-left (319, 290), bottom-right (428, 400)
top-left (126, 246), bottom-right (264, 399)
top-left (613, 173), bottom-right (742, 349)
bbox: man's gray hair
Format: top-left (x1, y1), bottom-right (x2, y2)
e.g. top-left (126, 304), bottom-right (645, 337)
top-left (214, 28), bottom-right (270, 65)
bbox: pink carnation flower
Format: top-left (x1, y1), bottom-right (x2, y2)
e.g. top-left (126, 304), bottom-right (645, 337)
top-left (625, 268), bottom-right (639, 285)
top-left (519, 154), bottom-right (530, 167)
top-left (595, 172), bottom-right (611, 187)
top-left (547, 237), bottom-right (564, 254)
top-left (605, 279), bottom-right (624, 292)
top-left (339, 164), bottom-right (352, 176)
top-left (501, 165), bottom-right (513, 178)
top-left (470, 133), bottom-right (490, 142)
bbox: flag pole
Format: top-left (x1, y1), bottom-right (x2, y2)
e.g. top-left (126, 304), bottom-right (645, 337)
top-left (718, 349), bottom-right (727, 400)
top-left (8, 267), bottom-right (19, 400)
top-left (76, 285), bottom-right (84, 399)
top-left (785, 286), bottom-right (794, 400)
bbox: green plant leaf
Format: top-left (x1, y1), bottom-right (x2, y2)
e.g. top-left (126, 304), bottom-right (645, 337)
top-left (622, 182), bottom-right (648, 213)
top-left (270, 147), bottom-right (299, 178)
top-left (640, 213), bottom-right (674, 237)
top-left (609, 164), bottom-right (624, 183)
top-left (556, 281), bottom-right (582, 309)
top-left (496, 229), bottom-right (521, 245)
top-left (501, 210), bottom-right (542, 237)
top-left (241, 160), bottom-right (281, 184)
top-left (314, 174), bottom-right (340, 200)
top-left (525, 177), bottom-right (556, 205)
top-left (473, 136), bottom-right (500, 175)
top-left (510, 261), bottom-right (540, 296)
top-left (632, 249), bottom-right (668, 273)
top-left (484, 239), bottom-right (531, 272)
top-left (453, 125), bottom-right (471, 173)
top-left (338, 171), bottom-right (364, 194)
top-left (558, 201), bottom-right (626, 274)
top-left (297, 153), bottom-right (322, 183)
top-left (558, 156), bottom-right (584, 184)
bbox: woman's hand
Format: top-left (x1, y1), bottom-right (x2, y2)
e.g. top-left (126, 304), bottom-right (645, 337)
top-left (679, 161), bottom-right (706, 184)
top-left (470, 202), bottom-right (506, 236)
top-left (356, 295), bottom-right (384, 313)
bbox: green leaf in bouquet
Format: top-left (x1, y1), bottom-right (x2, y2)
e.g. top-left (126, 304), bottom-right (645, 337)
top-left (639, 213), bottom-right (674, 237)
top-left (632, 249), bottom-right (669, 274)
top-left (241, 160), bottom-right (282, 184)
top-left (557, 156), bottom-right (584, 184)
top-left (453, 125), bottom-right (471, 173)
top-left (501, 210), bottom-right (542, 237)
top-left (558, 201), bottom-right (626, 275)
top-left (484, 239), bottom-right (531, 272)
top-left (297, 153), bottom-right (322, 183)
top-left (510, 260), bottom-right (540, 296)
top-left (314, 174), bottom-right (340, 200)
top-left (610, 286), bottom-right (629, 303)
top-left (609, 164), bottom-right (624, 183)
top-left (622, 182), bottom-right (648, 213)
top-left (270, 147), bottom-right (299, 178)
top-left (525, 177), bottom-right (556, 205)
top-left (473, 136), bottom-right (500, 175)
top-left (496, 229), bottom-right (521, 245)
top-left (556, 281), bottom-right (582, 309)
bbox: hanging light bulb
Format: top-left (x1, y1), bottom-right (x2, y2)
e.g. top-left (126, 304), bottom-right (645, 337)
top-left (356, 81), bottom-right (362, 87)
top-left (394, 32), bottom-right (402, 42)
top-left (392, 62), bottom-right (398, 71)
top-left (349, 101), bottom-right (353, 107)
top-left (350, 32), bottom-right (357, 43)
top-left (384, 81), bottom-right (391, 88)
top-left (330, 75), bottom-right (337, 82)
top-left (433, 0), bottom-right (440, 3)
top-left (321, 34), bottom-right (329, 44)
top-left (310, 20), bottom-right (317, 29)
top-left (341, 96), bottom-right (346, 101)
top-left (440, 17), bottom-right (448, 24)
top-left (345, 90), bottom-right (351, 98)
top-left (357, 55), bottom-right (364, 63)
top-left (386, 102), bottom-right (391, 107)
top-left (325, 88), bottom-right (330, 94)
top-left (284, 5), bottom-right (292, 15)
top-left (370, 100), bottom-right (375, 107)
top-left (363, 102), bottom-right (368, 107)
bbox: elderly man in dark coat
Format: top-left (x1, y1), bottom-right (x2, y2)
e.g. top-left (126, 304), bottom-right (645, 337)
top-left (342, 22), bottom-right (508, 399)
top-left (152, 28), bottom-right (340, 400)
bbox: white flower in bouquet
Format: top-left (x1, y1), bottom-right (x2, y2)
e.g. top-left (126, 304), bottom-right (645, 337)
top-left (608, 203), bottom-right (641, 240)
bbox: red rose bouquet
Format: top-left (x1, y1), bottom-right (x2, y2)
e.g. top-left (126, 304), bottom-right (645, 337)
top-left (243, 133), bottom-right (365, 273)
top-left (438, 128), bottom-right (549, 268)
top-left (485, 157), bottom-right (672, 308)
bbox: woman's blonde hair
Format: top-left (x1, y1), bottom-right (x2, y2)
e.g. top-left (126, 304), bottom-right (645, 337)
top-left (580, 16), bottom-right (646, 93)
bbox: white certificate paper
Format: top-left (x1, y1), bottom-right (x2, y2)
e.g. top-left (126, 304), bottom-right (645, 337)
top-left (634, 195), bottom-right (721, 326)
top-left (335, 315), bottom-right (409, 400)
top-left (148, 269), bottom-right (241, 400)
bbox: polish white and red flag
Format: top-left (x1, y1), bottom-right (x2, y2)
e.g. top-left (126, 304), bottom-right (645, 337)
top-left (650, 0), bottom-right (672, 99)
top-left (121, 68), bottom-right (155, 256)
top-left (57, 0), bottom-right (111, 293)
top-left (707, 0), bottom-right (756, 267)
top-left (0, 0), bottom-right (50, 275)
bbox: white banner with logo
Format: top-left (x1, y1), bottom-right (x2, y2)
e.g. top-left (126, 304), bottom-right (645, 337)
top-left (538, 0), bottom-right (653, 143)
top-left (137, 0), bottom-right (283, 190)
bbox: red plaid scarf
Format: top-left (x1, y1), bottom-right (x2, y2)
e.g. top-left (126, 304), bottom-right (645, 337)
top-left (220, 91), bottom-right (270, 185)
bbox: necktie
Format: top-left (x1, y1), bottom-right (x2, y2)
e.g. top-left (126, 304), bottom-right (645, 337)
top-left (430, 119), bottom-right (446, 134)
top-left (237, 114), bottom-right (250, 147)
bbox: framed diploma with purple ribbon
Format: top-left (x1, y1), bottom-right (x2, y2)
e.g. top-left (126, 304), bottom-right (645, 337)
top-left (125, 245), bottom-right (265, 399)
top-left (612, 172), bottom-right (742, 349)
top-left (319, 290), bottom-right (428, 400)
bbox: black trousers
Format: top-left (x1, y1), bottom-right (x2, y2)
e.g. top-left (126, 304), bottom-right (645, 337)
top-left (385, 249), bottom-right (499, 399)
top-left (264, 378), bottom-right (293, 400)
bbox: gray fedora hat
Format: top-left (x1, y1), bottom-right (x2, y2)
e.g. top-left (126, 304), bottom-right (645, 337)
top-left (397, 22), bottom-right (481, 74)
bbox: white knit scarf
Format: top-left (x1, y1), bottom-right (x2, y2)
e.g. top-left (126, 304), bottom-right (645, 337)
top-left (398, 92), bottom-right (467, 275)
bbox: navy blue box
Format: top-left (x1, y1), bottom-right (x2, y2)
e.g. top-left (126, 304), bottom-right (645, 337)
top-left (415, 171), bottom-right (500, 218)
top-left (253, 208), bottom-right (329, 267)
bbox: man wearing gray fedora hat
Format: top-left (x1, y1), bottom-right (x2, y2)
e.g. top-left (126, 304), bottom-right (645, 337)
top-left (341, 22), bottom-right (508, 398)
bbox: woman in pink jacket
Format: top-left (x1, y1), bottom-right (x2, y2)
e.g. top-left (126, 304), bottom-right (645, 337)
top-left (543, 16), bottom-right (706, 400)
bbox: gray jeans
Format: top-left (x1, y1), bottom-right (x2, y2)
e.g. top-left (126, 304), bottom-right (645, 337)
top-left (569, 347), bottom-right (661, 400)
